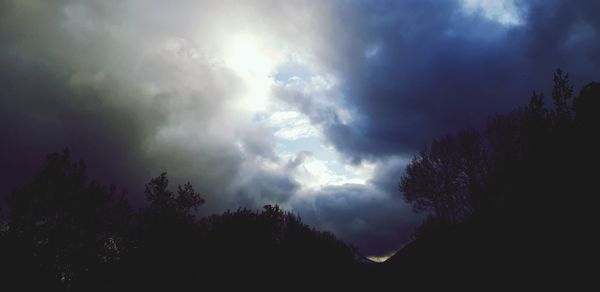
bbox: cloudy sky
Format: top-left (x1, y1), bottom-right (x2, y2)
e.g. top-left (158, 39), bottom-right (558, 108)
top-left (1, 0), bottom-right (599, 258)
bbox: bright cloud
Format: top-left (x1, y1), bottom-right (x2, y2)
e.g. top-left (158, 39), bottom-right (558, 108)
top-left (461, 0), bottom-right (525, 26)
top-left (264, 111), bottom-right (318, 140)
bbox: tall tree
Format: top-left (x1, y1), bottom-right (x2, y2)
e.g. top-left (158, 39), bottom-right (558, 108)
top-left (2, 149), bottom-right (131, 290)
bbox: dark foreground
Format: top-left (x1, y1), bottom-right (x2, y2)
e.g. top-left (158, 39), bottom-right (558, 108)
top-left (1, 73), bottom-right (597, 290)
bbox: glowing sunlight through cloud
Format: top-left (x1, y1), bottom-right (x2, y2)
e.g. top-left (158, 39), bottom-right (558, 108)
top-left (224, 33), bottom-right (278, 112)
top-left (220, 30), bottom-right (375, 194)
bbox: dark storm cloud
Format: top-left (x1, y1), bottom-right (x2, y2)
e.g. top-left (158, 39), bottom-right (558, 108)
top-left (234, 171), bottom-right (300, 207)
top-left (368, 156), bottom-right (411, 196)
top-left (0, 45), bottom-right (164, 203)
top-left (290, 156), bottom-right (418, 257)
top-left (293, 182), bottom-right (423, 257)
top-left (275, 0), bottom-right (600, 255)
top-left (295, 0), bottom-right (600, 161)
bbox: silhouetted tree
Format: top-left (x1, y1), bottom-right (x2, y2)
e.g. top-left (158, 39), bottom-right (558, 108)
top-left (551, 68), bottom-right (574, 123)
top-left (400, 68), bottom-right (598, 228)
top-left (141, 172), bottom-right (204, 224)
top-left (1, 149), bottom-right (131, 290)
top-left (1, 155), bottom-right (362, 290)
top-left (125, 172), bottom-right (205, 290)
top-left (400, 130), bottom-right (486, 225)
top-left (394, 69), bottom-right (599, 285)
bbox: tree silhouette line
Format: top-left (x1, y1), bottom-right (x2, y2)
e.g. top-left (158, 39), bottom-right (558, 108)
top-left (1, 69), bottom-right (598, 289)
top-left (389, 69), bottom-right (599, 286)
top-left (0, 150), bottom-right (358, 290)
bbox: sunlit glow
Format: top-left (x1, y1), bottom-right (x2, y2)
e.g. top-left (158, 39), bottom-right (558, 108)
top-left (367, 250), bottom-right (397, 263)
top-left (225, 34), bottom-right (280, 112)
top-left (223, 33), bottom-right (374, 191)
top-left (226, 34), bottom-right (275, 75)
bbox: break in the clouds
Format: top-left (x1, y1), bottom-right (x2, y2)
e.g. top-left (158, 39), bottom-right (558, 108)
top-left (1, 0), bottom-right (599, 257)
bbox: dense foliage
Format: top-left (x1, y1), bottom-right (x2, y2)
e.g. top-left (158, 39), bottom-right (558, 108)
top-left (0, 150), bottom-right (357, 290)
top-left (393, 70), bottom-right (599, 285)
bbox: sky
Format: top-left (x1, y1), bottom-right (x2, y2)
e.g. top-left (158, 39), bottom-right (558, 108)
top-left (1, 0), bottom-right (599, 258)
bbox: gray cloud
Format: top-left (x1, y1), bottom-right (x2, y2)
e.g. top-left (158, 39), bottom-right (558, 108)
top-left (292, 182), bottom-right (424, 257)
top-left (1, 0), bottom-right (598, 257)
top-left (0, 0), bottom-right (306, 211)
